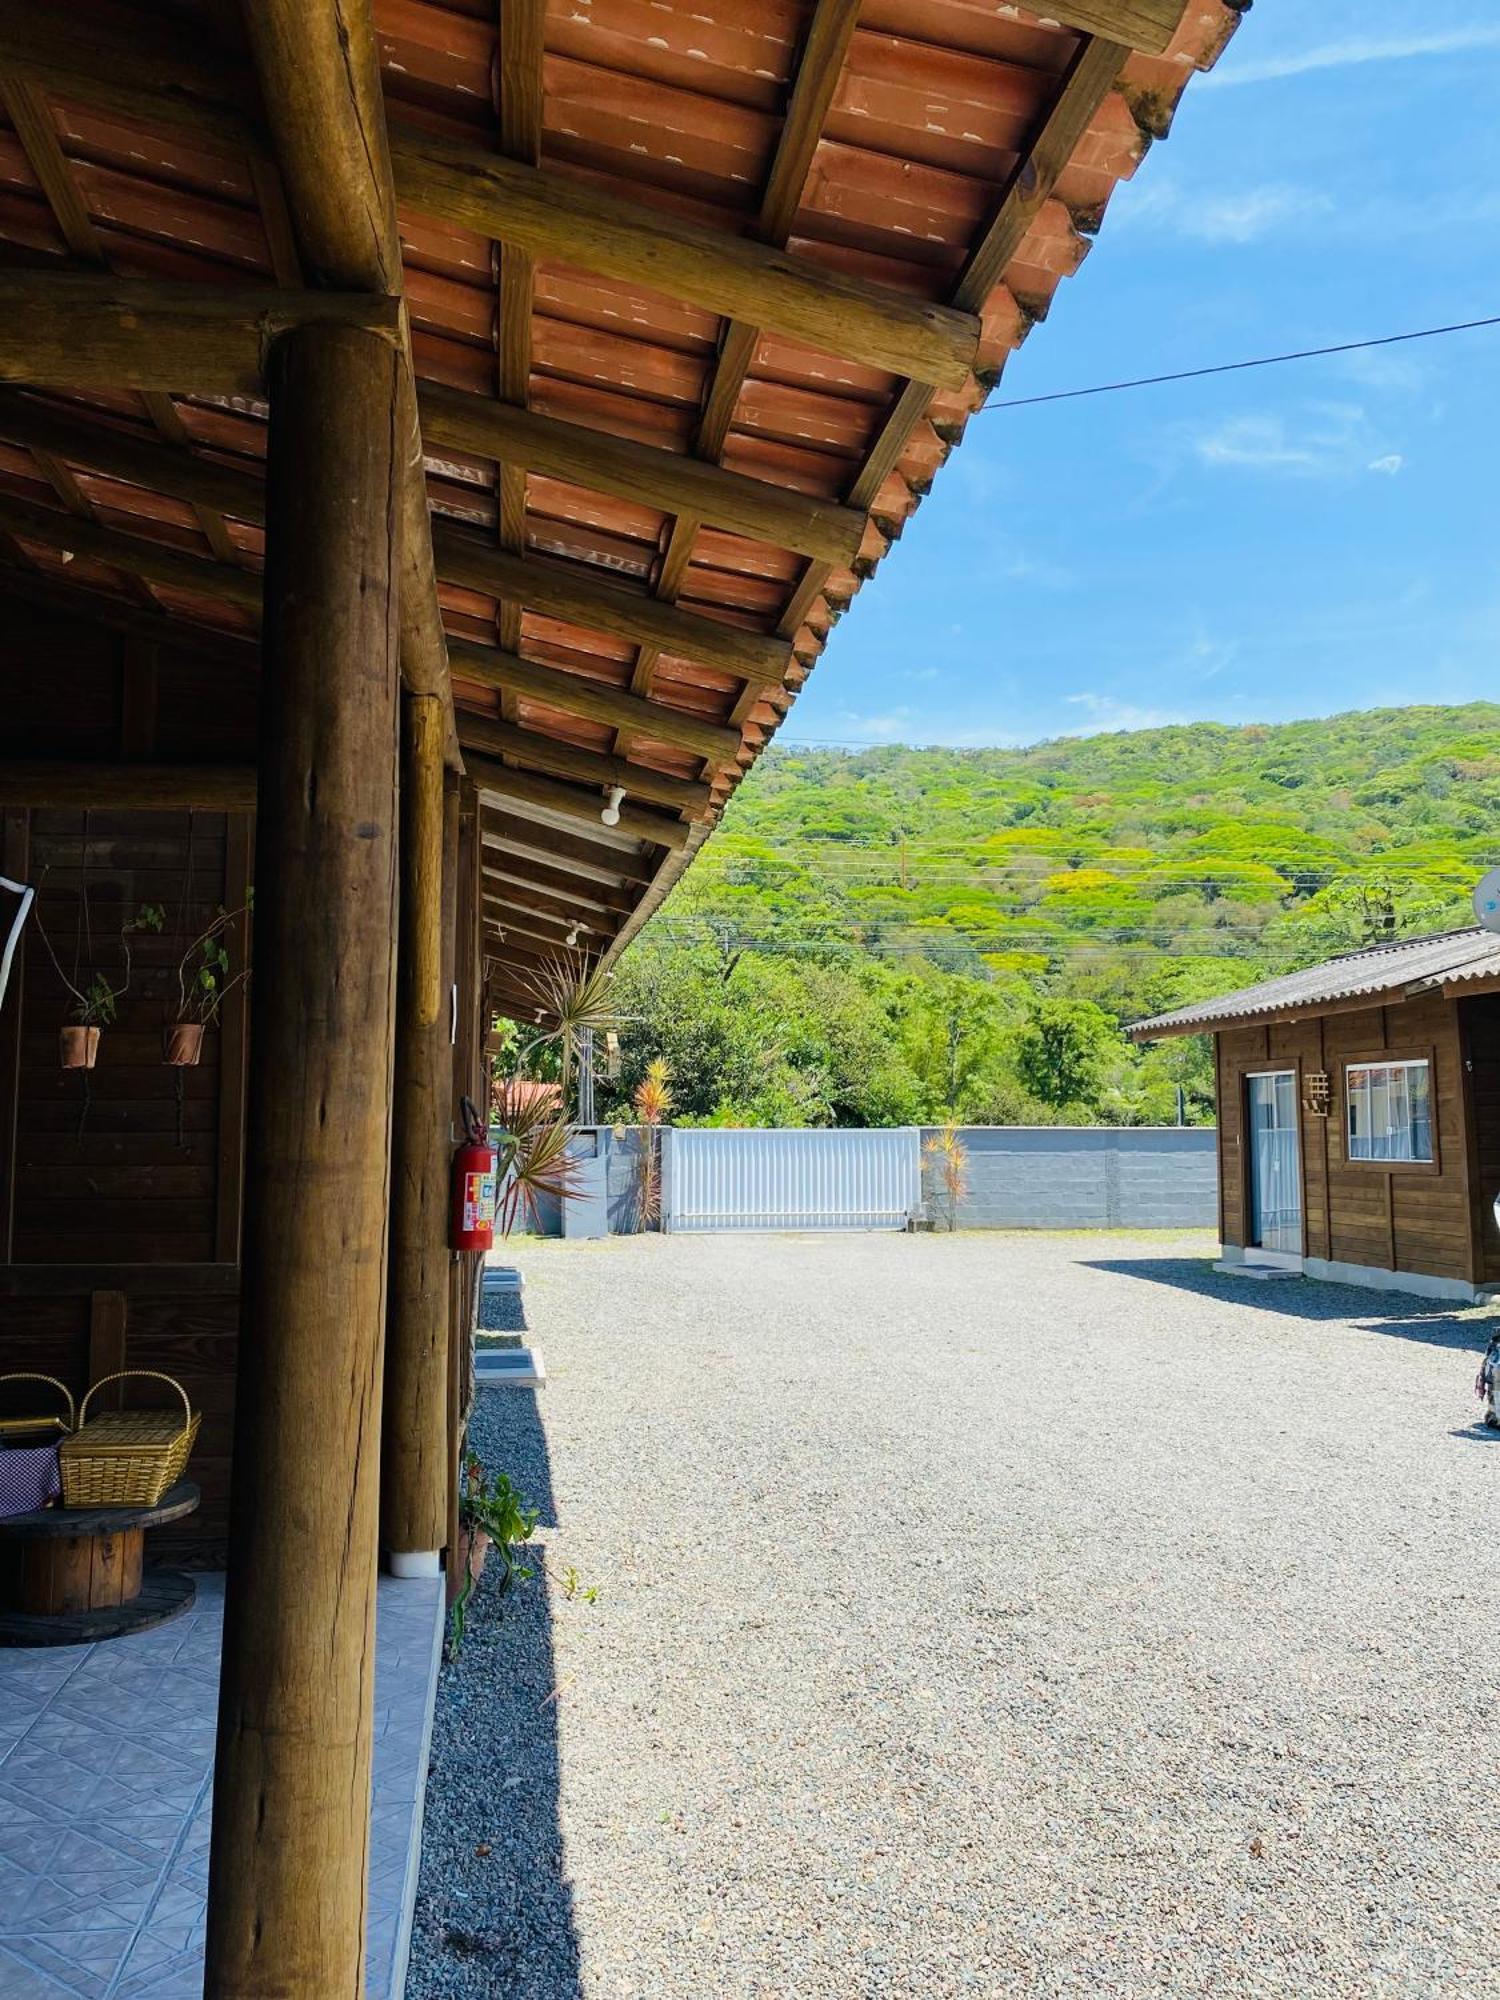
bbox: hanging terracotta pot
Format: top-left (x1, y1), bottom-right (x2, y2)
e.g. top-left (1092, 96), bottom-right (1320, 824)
top-left (59, 1026), bottom-right (100, 1070)
top-left (163, 1022), bottom-right (205, 1067)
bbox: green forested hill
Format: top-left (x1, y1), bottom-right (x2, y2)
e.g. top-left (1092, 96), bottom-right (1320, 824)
top-left (595, 706), bottom-right (1500, 1129)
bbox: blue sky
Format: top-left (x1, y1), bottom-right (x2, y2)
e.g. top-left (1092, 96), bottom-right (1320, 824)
top-left (787, 2), bottom-right (1500, 749)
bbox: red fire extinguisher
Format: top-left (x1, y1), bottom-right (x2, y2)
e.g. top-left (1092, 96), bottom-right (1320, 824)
top-left (450, 1096), bottom-right (497, 1253)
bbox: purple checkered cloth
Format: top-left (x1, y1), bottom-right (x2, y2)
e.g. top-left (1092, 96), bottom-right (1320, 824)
top-left (0, 1442), bottom-right (61, 1517)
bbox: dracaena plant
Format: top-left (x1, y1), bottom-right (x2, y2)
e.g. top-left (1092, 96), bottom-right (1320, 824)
top-left (491, 1074), bottom-right (582, 1235)
top-left (520, 952), bottom-right (620, 1120)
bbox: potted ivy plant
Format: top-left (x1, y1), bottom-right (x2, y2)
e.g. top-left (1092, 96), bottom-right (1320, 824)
top-left (38, 901), bottom-right (163, 1070)
top-left (165, 897), bottom-right (251, 1066)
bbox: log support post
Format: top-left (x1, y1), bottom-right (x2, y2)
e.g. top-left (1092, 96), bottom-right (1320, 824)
top-left (382, 692), bottom-right (455, 1574)
top-left (205, 319), bottom-right (402, 1998)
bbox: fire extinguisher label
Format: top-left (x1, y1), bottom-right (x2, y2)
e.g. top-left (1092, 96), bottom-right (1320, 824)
top-left (462, 1171), bottom-right (497, 1233)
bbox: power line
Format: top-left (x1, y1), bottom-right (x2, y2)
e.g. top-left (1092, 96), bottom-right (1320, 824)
top-left (979, 312), bottom-right (1500, 413)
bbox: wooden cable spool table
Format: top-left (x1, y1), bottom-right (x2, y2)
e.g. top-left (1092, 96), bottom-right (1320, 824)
top-left (0, 1479), bottom-right (199, 1646)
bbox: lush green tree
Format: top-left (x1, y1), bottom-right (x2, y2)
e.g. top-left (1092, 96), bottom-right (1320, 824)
top-left (1011, 997), bottom-right (1121, 1111)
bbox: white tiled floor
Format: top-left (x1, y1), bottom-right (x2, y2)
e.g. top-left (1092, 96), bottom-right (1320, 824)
top-left (0, 1572), bottom-right (444, 1998)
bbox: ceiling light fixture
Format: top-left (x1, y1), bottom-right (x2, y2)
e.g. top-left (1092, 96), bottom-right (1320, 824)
top-left (601, 784), bottom-right (626, 827)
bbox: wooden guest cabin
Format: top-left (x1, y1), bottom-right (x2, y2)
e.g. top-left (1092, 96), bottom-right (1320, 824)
top-left (1132, 930), bottom-right (1500, 1303)
top-left (0, 0), bottom-right (1241, 1991)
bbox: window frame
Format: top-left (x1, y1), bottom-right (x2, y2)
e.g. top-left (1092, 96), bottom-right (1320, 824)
top-left (1341, 1048), bottom-right (1441, 1175)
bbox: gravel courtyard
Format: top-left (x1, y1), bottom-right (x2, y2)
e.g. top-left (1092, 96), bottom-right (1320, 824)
top-left (409, 1231), bottom-right (1499, 2000)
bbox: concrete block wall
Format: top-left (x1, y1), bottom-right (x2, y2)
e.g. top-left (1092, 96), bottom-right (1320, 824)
top-left (920, 1126), bottom-right (1217, 1231)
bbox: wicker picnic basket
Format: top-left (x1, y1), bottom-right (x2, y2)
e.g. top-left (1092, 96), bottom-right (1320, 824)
top-left (59, 1371), bottom-right (199, 1509)
top-left (0, 1373), bottom-right (75, 1443)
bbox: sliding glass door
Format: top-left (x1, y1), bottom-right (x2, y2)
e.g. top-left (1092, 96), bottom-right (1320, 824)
top-left (1247, 1070), bottom-right (1302, 1256)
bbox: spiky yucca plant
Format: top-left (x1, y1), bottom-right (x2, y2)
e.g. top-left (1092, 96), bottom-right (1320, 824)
top-left (522, 952), bottom-right (620, 1118)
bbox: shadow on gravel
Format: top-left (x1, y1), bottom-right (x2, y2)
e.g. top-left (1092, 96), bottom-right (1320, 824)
top-left (1088, 1257), bottom-right (1493, 1353)
top-left (478, 1269), bottom-right (530, 1338)
top-left (406, 1385), bottom-right (581, 2000)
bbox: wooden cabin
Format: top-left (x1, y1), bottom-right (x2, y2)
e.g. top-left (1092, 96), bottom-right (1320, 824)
top-left (1132, 930), bottom-right (1500, 1303)
top-left (0, 0), bottom-right (1241, 1990)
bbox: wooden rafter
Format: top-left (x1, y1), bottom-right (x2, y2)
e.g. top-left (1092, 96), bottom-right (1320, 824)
top-left (462, 751), bottom-right (690, 850)
top-left (0, 491), bottom-right (261, 609)
top-left (433, 526), bottom-right (791, 685)
top-left (481, 808), bottom-right (655, 887)
top-left (0, 760), bottom-right (257, 807)
top-left (619, 0), bottom-right (861, 754)
top-left (482, 858), bottom-right (633, 919)
top-left (448, 638), bottom-right (740, 761)
top-left (0, 66), bottom-right (246, 576)
top-left (482, 885), bottom-right (588, 932)
top-left (457, 713), bottom-right (711, 817)
top-left (418, 385), bottom-right (863, 566)
top-left (0, 274), bottom-right (400, 393)
top-left (0, 383), bottom-right (861, 567)
top-left (0, 456), bottom-right (784, 709)
top-left (389, 132), bottom-right (978, 392)
top-left (1040, 0), bottom-right (1185, 53)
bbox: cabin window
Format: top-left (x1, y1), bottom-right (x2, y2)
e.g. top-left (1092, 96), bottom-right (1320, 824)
top-left (1345, 1059), bottom-right (1434, 1163)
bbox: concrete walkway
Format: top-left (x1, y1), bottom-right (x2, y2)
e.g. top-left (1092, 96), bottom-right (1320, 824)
top-left (411, 1231), bottom-right (1499, 2000)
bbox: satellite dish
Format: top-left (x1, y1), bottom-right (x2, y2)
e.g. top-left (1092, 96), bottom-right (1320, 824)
top-left (1474, 867), bottom-right (1500, 934)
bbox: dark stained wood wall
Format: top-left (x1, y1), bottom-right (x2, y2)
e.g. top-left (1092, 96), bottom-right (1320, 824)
top-left (1460, 993), bottom-right (1500, 1285)
top-left (1216, 993), bottom-right (1477, 1285)
top-left (1, 592), bottom-right (258, 1562)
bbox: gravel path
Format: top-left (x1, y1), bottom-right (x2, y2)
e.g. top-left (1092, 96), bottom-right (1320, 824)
top-left (408, 1231), bottom-right (1500, 2000)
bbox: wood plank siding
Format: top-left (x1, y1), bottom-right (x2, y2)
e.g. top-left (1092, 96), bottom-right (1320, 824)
top-left (1216, 993), bottom-right (1478, 1285)
top-left (0, 597), bottom-right (255, 1562)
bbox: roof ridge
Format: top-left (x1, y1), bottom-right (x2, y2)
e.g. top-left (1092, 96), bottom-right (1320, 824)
top-left (1322, 924), bottom-right (1484, 966)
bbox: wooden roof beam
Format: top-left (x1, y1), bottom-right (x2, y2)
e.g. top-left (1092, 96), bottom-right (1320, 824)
top-left (480, 808), bottom-right (655, 888)
top-left (0, 564), bottom-right (259, 657)
top-left (389, 133), bottom-right (979, 391)
top-left (482, 858), bottom-right (634, 919)
top-left (1040, 1), bottom-right (1186, 55)
top-left (0, 491), bottom-right (261, 610)
top-left (0, 386), bottom-right (859, 581)
top-left (448, 638), bottom-right (740, 762)
top-left (0, 760), bottom-right (256, 808)
top-left (457, 712), bottom-right (710, 817)
top-left (0, 274), bottom-right (400, 395)
top-left (435, 525), bottom-right (790, 686)
top-left (419, 386), bottom-right (864, 567)
top-left (481, 901), bottom-right (596, 956)
top-left (483, 887), bottom-right (590, 933)
top-left (463, 751), bottom-right (689, 851)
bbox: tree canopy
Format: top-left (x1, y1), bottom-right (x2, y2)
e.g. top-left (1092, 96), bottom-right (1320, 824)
top-left (511, 704), bottom-right (1499, 1128)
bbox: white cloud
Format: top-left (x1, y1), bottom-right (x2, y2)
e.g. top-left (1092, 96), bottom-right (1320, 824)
top-left (998, 550), bottom-right (1074, 588)
top-left (1119, 178), bottom-right (1328, 245)
top-left (1064, 693), bottom-right (1192, 735)
top-left (1203, 27), bottom-right (1500, 90)
top-left (835, 707), bottom-right (912, 742)
top-left (1185, 402), bottom-right (1402, 481)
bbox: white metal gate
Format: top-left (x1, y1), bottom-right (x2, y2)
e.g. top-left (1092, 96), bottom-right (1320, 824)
top-left (661, 1127), bottom-right (921, 1233)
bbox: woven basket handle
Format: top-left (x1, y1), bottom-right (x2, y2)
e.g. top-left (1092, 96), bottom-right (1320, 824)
top-left (0, 1372), bottom-right (75, 1430)
top-left (81, 1370), bottom-right (192, 1438)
